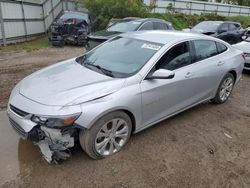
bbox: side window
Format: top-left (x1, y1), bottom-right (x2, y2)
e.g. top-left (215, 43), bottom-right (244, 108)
top-left (193, 40), bottom-right (218, 61)
top-left (219, 23), bottom-right (228, 33)
top-left (154, 22), bottom-right (168, 30)
top-left (156, 42), bottom-right (191, 71)
top-left (139, 22), bottom-right (154, 31)
top-left (229, 23), bottom-right (240, 31)
top-left (229, 23), bottom-right (237, 31)
top-left (216, 42), bottom-right (228, 54)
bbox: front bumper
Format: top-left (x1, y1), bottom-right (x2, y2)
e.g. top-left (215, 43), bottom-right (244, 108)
top-left (7, 104), bottom-right (78, 163)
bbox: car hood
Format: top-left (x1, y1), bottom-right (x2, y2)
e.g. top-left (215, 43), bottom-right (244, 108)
top-left (88, 30), bottom-right (121, 40)
top-left (233, 41), bottom-right (250, 53)
top-left (19, 58), bottom-right (126, 106)
top-left (191, 28), bottom-right (216, 36)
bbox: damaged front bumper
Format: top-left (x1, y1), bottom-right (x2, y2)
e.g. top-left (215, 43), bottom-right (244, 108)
top-left (7, 105), bottom-right (80, 164)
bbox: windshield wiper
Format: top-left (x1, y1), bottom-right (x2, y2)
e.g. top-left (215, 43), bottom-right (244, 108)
top-left (84, 63), bottom-right (114, 77)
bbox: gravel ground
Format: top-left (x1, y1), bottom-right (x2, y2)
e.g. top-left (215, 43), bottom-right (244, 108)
top-left (0, 47), bottom-right (249, 188)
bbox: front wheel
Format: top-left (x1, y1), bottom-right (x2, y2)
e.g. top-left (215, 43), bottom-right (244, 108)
top-left (79, 111), bottom-right (132, 159)
top-left (212, 73), bottom-right (235, 104)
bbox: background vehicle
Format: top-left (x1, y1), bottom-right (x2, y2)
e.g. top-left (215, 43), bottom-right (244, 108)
top-left (87, 17), bottom-right (174, 50)
top-left (233, 36), bottom-right (250, 71)
top-left (243, 26), bottom-right (250, 38)
top-left (184, 21), bottom-right (245, 44)
top-left (8, 31), bottom-right (244, 162)
top-left (50, 11), bottom-right (92, 46)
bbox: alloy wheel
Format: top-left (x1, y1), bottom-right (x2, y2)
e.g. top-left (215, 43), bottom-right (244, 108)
top-left (95, 118), bottom-right (129, 156)
top-left (219, 77), bottom-right (234, 102)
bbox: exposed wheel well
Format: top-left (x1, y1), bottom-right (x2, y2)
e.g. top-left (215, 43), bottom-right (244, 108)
top-left (121, 110), bottom-right (136, 133)
top-left (229, 70), bottom-right (237, 82)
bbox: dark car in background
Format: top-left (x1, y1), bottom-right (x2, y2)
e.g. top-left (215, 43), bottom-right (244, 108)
top-left (185, 21), bottom-right (244, 44)
top-left (50, 11), bottom-right (92, 46)
top-left (87, 17), bottom-right (174, 50)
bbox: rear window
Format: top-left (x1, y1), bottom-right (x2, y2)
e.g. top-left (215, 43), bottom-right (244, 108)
top-left (60, 13), bottom-right (88, 21)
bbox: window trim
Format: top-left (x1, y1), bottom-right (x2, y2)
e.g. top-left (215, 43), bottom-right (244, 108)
top-left (144, 41), bottom-right (193, 78)
top-left (142, 39), bottom-right (230, 81)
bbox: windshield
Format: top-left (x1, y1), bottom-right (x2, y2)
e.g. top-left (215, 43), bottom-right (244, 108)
top-left (193, 21), bottom-right (221, 32)
top-left (106, 20), bottom-right (141, 32)
top-left (77, 37), bottom-right (162, 78)
top-left (60, 13), bottom-right (88, 22)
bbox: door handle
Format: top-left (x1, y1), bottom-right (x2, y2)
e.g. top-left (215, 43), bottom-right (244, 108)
top-left (217, 61), bottom-right (225, 66)
top-left (185, 72), bottom-right (194, 78)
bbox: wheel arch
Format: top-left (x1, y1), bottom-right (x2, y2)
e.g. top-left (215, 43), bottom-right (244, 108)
top-left (228, 70), bottom-right (237, 83)
top-left (83, 107), bottom-right (137, 133)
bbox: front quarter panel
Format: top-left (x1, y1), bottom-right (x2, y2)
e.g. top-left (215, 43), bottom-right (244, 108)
top-left (75, 75), bottom-right (142, 131)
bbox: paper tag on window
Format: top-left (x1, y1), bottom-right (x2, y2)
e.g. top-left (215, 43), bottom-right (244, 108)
top-left (141, 43), bottom-right (161, 51)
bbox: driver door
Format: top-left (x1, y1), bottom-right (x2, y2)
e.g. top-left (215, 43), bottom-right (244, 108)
top-left (140, 41), bottom-right (207, 126)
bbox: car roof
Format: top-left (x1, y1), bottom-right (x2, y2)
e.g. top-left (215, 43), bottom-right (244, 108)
top-left (122, 17), bottom-right (172, 25)
top-left (200, 20), bottom-right (240, 25)
top-left (120, 30), bottom-right (218, 45)
top-left (63, 10), bottom-right (89, 16)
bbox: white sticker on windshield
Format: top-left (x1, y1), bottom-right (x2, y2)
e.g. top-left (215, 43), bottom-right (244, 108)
top-left (141, 43), bottom-right (161, 51)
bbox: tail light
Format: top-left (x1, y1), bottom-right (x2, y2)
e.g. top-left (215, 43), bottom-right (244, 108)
top-left (242, 53), bottom-right (246, 61)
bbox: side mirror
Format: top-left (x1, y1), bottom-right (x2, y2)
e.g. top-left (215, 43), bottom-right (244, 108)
top-left (147, 69), bottom-right (175, 79)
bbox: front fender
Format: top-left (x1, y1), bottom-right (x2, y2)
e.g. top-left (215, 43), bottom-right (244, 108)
top-left (75, 84), bottom-right (142, 131)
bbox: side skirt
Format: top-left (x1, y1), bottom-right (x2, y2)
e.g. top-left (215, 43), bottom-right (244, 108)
top-left (133, 97), bottom-right (211, 134)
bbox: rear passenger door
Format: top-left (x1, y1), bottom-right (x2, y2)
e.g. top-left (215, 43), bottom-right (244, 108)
top-left (228, 23), bottom-right (242, 44)
top-left (191, 40), bottom-right (226, 97)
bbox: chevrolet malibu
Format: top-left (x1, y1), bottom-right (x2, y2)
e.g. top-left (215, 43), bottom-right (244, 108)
top-left (7, 31), bottom-right (244, 163)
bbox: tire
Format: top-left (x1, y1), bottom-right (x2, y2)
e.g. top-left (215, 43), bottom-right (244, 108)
top-left (211, 73), bottom-right (235, 104)
top-left (79, 111), bottom-right (132, 159)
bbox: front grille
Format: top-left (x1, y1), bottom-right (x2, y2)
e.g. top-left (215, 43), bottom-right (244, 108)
top-left (245, 63), bottom-right (250, 68)
top-left (10, 104), bottom-right (29, 117)
top-left (9, 118), bottom-right (27, 137)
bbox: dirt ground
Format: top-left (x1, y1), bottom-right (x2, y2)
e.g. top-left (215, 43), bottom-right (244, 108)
top-left (0, 47), bottom-right (250, 188)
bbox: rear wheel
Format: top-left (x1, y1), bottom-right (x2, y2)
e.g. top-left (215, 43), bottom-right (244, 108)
top-left (79, 111), bottom-right (132, 159)
top-left (212, 73), bottom-right (235, 104)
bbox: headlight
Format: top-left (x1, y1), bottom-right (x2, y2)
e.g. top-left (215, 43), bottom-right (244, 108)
top-left (31, 113), bottom-right (81, 128)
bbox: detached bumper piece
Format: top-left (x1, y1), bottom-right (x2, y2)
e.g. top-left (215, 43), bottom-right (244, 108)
top-left (36, 126), bottom-right (76, 163)
top-left (9, 116), bottom-right (77, 163)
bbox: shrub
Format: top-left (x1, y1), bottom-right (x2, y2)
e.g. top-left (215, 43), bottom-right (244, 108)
top-left (84, 0), bottom-right (149, 30)
top-left (83, 0), bottom-right (250, 30)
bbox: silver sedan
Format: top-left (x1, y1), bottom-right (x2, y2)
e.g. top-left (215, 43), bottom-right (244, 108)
top-left (233, 36), bottom-right (250, 71)
top-left (7, 31), bottom-right (244, 163)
